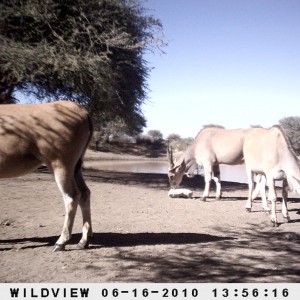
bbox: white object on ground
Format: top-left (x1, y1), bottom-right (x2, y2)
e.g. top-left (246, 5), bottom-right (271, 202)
top-left (168, 188), bottom-right (193, 198)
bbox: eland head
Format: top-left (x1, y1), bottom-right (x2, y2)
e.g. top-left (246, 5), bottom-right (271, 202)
top-left (167, 146), bottom-right (187, 188)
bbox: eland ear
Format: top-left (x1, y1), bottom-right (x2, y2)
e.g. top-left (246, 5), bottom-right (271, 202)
top-left (179, 160), bottom-right (186, 171)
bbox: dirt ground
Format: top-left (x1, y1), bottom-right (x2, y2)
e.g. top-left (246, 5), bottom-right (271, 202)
top-left (1, 150), bottom-right (300, 283)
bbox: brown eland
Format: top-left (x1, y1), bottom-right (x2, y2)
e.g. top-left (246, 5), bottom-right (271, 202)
top-left (0, 100), bottom-right (93, 251)
top-left (243, 125), bottom-right (300, 226)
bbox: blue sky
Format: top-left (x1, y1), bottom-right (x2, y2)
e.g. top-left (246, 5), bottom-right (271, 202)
top-left (142, 0), bottom-right (300, 138)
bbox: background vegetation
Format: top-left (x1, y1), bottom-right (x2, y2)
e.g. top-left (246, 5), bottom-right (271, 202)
top-left (0, 0), bottom-right (165, 135)
top-left (1, 1), bottom-right (300, 155)
top-left (279, 117), bottom-right (300, 155)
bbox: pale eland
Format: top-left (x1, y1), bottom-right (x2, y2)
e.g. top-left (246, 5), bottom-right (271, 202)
top-left (167, 126), bottom-right (271, 212)
top-left (243, 125), bottom-right (300, 226)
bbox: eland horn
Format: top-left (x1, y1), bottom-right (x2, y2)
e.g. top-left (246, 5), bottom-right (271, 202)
top-left (167, 144), bottom-right (175, 168)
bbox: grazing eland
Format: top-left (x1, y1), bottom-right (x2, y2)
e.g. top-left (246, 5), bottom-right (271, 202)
top-left (168, 126), bottom-right (270, 211)
top-left (243, 125), bottom-right (300, 226)
top-left (0, 100), bottom-right (93, 251)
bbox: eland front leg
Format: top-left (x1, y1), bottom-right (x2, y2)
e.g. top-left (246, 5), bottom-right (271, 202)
top-left (267, 176), bottom-right (279, 227)
top-left (212, 164), bottom-right (222, 200)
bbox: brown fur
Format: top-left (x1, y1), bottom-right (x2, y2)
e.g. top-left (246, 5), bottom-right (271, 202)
top-left (0, 100), bottom-right (93, 251)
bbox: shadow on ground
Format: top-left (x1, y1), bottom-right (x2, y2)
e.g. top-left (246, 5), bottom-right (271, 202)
top-left (1, 226), bottom-right (300, 282)
top-left (0, 232), bottom-right (234, 250)
top-left (83, 170), bottom-right (250, 192)
top-left (87, 226), bottom-right (300, 282)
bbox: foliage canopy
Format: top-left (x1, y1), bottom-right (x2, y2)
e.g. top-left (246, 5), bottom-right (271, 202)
top-left (0, 0), bottom-right (165, 134)
top-left (279, 116), bottom-right (300, 155)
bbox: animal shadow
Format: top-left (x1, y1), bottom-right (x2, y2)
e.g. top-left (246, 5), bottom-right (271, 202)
top-left (0, 232), bottom-right (235, 251)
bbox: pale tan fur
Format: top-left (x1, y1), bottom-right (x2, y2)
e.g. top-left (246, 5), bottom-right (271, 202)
top-left (0, 100), bottom-right (93, 251)
top-left (243, 125), bottom-right (300, 226)
top-left (168, 126), bottom-right (273, 212)
top-left (169, 126), bottom-right (252, 200)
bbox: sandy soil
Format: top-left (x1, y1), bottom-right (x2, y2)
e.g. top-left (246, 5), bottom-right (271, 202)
top-left (1, 150), bottom-right (300, 283)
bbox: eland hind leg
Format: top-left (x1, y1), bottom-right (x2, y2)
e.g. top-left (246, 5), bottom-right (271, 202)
top-left (258, 175), bottom-right (271, 213)
top-left (281, 178), bottom-right (290, 223)
top-left (253, 174), bottom-right (271, 213)
top-left (51, 163), bottom-right (81, 252)
top-left (245, 170), bottom-right (255, 212)
top-left (75, 164), bottom-right (93, 249)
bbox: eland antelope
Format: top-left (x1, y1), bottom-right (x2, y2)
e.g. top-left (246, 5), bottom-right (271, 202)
top-left (168, 126), bottom-right (270, 211)
top-left (243, 125), bottom-right (300, 226)
top-left (0, 100), bottom-right (93, 251)
top-left (168, 126), bottom-right (251, 201)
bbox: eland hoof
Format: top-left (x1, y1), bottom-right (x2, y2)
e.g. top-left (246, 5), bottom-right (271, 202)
top-left (200, 197), bottom-right (207, 202)
top-left (264, 209), bottom-right (271, 215)
top-left (245, 207), bottom-right (251, 213)
top-left (76, 241), bottom-right (89, 250)
top-left (283, 216), bottom-right (291, 223)
top-left (52, 243), bottom-right (66, 252)
top-left (271, 220), bottom-right (279, 227)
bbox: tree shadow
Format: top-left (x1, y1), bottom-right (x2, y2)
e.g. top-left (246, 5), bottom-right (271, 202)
top-left (83, 169), bottom-right (170, 190)
top-left (0, 235), bottom-right (57, 251)
top-left (82, 170), bottom-right (249, 192)
top-left (2, 227), bottom-right (300, 282)
top-left (85, 225), bottom-right (300, 282)
top-left (36, 163), bottom-right (256, 194)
